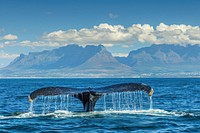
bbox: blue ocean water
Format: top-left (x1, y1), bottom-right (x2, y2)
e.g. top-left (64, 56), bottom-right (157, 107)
top-left (0, 78), bottom-right (200, 132)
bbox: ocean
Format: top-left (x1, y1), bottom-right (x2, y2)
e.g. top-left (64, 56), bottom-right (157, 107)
top-left (0, 78), bottom-right (200, 132)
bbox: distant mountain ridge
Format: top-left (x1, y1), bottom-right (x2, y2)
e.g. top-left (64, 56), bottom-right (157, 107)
top-left (116, 44), bottom-right (200, 75)
top-left (116, 44), bottom-right (200, 66)
top-left (1, 44), bottom-right (200, 77)
top-left (8, 45), bottom-right (105, 69)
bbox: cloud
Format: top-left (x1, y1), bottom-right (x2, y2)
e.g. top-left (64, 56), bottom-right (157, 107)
top-left (19, 40), bottom-right (61, 47)
top-left (112, 53), bottom-right (128, 57)
top-left (0, 34), bottom-right (18, 41)
top-left (0, 51), bottom-right (19, 59)
top-left (43, 23), bottom-right (200, 47)
top-left (0, 51), bottom-right (19, 68)
top-left (102, 43), bottom-right (114, 47)
top-left (3, 23), bottom-right (200, 48)
top-left (109, 13), bottom-right (118, 19)
top-left (44, 23), bottom-right (133, 47)
top-left (4, 41), bottom-right (17, 45)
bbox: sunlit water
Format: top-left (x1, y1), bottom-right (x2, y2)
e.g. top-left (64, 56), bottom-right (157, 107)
top-left (0, 78), bottom-right (200, 132)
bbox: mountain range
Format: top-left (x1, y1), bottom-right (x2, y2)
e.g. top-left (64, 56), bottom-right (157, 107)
top-left (1, 44), bottom-right (200, 77)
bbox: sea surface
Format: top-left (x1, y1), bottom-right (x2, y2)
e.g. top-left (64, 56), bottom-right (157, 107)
top-left (0, 78), bottom-right (200, 132)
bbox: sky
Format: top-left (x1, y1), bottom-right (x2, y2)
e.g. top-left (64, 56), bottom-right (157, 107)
top-left (0, 0), bottom-right (200, 68)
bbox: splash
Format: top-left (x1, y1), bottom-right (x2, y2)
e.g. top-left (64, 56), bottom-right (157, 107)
top-left (96, 91), bottom-right (151, 111)
top-left (150, 96), bottom-right (153, 110)
top-left (0, 109), bottom-right (197, 119)
top-left (32, 94), bottom-right (84, 114)
top-left (30, 91), bottom-right (152, 114)
top-left (29, 101), bottom-right (33, 113)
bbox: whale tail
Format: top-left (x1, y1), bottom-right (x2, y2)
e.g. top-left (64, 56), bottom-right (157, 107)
top-left (28, 83), bottom-right (154, 112)
top-left (73, 91), bottom-right (103, 112)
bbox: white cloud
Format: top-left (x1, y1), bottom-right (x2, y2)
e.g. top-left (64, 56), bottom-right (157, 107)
top-left (19, 40), bottom-right (61, 48)
top-left (0, 51), bottom-right (19, 59)
top-left (109, 13), bottom-right (118, 19)
top-left (112, 53), bottom-right (128, 57)
top-left (0, 34), bottom-right (18, 40)
top-left (40, 22), bottom-right (199, 46)
top-left (20, 40), bottom-right (31, 45)
top-left (121, 45), bottom-right (130, 48)
top-left (102, 43), bottom-right (114, 47)
top-left (4, 41), bottom-right (17, 45)
top-left (44, 23), bottom-right (133, 47)
top-left (0, 41), bottom-right (17, 48)
top-left (3, 23), bottom-right (200, 48)
top-left (152, 23), bottom-right (200, 45)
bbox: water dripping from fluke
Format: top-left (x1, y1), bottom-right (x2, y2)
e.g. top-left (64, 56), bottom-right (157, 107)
top-left (29, 101), bottom-right (33, 113)
top-left (150, 96), bottom-right (153, 110)
top-left (28, 83), bottom-right (154, 113)
top-left (100, 91), bottom-right (152, 111)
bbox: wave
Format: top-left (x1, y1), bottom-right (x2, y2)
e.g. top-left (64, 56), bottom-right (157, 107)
top-left (0, 109), bottom-right (198, 119)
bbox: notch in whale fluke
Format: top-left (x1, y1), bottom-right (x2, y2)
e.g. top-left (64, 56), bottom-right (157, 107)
top-left (28, 83), bottom-right (154, 112)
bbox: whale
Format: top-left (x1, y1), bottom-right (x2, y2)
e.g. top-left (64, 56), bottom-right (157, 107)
top-left (28, 83), bottom-right (154, 112)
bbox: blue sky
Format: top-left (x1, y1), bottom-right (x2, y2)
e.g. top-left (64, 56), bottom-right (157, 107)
top-left (0, 0), bottom-right (200, 68)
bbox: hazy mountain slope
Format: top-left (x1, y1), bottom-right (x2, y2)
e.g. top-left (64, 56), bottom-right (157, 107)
top-left (6, 44), bottom-right (104, 69)
top-left (78, 47), bottom-right (131, 69)
top-left (117, 44), bottom-right (200, 66)
top-left (72, 46), bottom-right (132, 76)
top-left (1, 44), bottom-right (200, 77)
top-left (1, 44), bottom-right (132, 77)
top-left (116, 44), bottom-right (200, 73)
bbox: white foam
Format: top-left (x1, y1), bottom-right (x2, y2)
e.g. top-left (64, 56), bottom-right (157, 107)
top-left (0, 112), bottom-right (34, 119)
top-left (91, 109), bottom-right (188, 117)
top-left (0, 109), bottom-right (196, 119)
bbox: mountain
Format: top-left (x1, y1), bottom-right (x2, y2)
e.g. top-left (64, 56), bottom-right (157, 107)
top-left (1, 44), bottom-right (200, 77)
top-left (7, 44), bottom-right (104, 69)
top-left (116, 44), bottom-right (200, 74)
top-left (1, 44), bottom-right (132, 77)
top-left (73, 46), bottom-right (132, 76)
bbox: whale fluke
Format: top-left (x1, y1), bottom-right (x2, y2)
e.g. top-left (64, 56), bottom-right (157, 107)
top-left (95, 83), bottom-right (154, 96)
top-left (29, 87), bottom-right (80, 100)
top-left (28, 83), bottom-right (154, 112)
